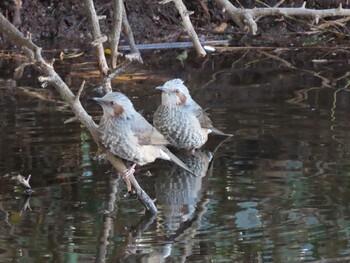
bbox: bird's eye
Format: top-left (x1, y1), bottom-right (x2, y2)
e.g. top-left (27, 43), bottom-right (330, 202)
top-left (110, 101), bottom-right (116, 105)
top-left (175, 89), bottom-right (180, 93)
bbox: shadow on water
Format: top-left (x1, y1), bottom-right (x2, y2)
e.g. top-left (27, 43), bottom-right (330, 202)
top-left (2, 49), bottom-right (350, 262)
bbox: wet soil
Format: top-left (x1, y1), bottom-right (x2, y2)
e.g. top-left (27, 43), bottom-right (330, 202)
top-left (1, 0), bottom-right (350, 50)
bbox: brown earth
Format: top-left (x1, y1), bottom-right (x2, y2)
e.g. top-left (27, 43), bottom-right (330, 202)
top-left (1, 0), bottom-right (350, 49)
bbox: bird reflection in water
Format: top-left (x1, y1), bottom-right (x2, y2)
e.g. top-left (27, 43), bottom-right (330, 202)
top-left (155, 149), bottom-right (213, 230)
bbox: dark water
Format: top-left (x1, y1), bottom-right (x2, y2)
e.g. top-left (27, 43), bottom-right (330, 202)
top-left (1, 49), bottom-right (350, 263)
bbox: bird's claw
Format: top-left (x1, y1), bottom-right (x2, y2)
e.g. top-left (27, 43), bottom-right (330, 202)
top-left (121, 164), bottom-right (136, 179)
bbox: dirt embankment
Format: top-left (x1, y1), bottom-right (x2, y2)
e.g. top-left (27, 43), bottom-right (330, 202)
top-left (1, 0), bottom-right (350, 48)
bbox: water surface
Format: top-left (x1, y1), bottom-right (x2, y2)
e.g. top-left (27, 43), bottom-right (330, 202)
top-left (1, 50), bottom-right (350, 262)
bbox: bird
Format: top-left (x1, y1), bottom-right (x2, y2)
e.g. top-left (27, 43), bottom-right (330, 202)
top-left (153, 78), bottom-right (232, 154)
top-left (91, 92), bottom-right (195, 177)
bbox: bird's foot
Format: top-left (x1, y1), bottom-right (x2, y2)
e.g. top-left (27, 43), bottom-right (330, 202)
top-left (121, 163), bottom-right (136, 179)
top-left (190, 148), bottom-right (196, 155)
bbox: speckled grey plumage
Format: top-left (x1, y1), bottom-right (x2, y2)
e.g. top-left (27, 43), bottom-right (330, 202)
top-left (93, 92), bottom-right (195, 175)
top-left (154, 104), bottom-right (207, 150)
top-left (154, 78), bottom-right (231, 152)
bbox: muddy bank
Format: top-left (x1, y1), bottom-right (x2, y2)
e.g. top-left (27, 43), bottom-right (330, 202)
top-left (1, 0), bottom-right (350, 49)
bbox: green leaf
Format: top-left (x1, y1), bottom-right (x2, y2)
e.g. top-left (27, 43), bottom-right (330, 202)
top-left (176, 50), bottom-right (188, 62)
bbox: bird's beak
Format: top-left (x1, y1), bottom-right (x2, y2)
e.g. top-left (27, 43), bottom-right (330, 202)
top-left (89, 97), bottom-right (103, 105)
top-left (156, 86), bottom-right (168, 93)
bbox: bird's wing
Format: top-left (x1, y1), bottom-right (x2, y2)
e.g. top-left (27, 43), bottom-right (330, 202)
top-left (130, 113), bottom-right (169, 146)
top-left (188, 101), bottom-right (233, 136)
top-left (190, 102), bottom-right (213, 129)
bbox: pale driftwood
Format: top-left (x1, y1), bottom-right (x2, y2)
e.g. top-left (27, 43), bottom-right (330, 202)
top-left (15, 174), bottom-right (31, 189)
top-left (83, 0), bottom-right (112, 95)
top-left (255, 0), bottom-right (286, 22)
top-left (160, 0), bottom-right (206, 56)
top-left (13, 0), bottom-right (22, 26)
top-left (214, 0), bottom-right (245, 29)
top-left (216, 1), bottom-right (350, 35)
top-left (0, 13), bottom-right (158, 215)
top-left (110, 0), bottom-right (123, 69)
top-left (121, 1), bottom-right (143, 63)
top-left (83, 0), bottom-right (110, 81)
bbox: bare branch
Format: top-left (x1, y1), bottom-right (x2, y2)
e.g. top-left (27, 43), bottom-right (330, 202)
top-left (16, 174), bottom-right (31, 189)
top-left (215, 1), bottom-right (350, 35)
top-left (214, 0), bottom-right (245, 29)
top-left (83, 0), bottom-right (110, 77)
top-left (0, 12), bottom-right (158, 215)
top-left (13, 0), bottom-right (22, 27)
top-left (255, 0), bottom-right (286, 22)
top-left (242, 6), bottom-right (350, 19)
top-left (0, 14), bottom-right (40, 61)
top-left (91, 34), bottom-right (108, 46)
top-left (242, 11), bottom-right (257, 35)
top-left (161, 0), bottom-right (207, 56)
top-left (64, 116), bottom-right (78, 124)
top-left (110, 0), bottom-right (123, 69)
top-left (107, 59), bottom-right (132, 81)
top-left (75, 80), bottom-right (86, 102)
top-left (121, 1), bottom-right (143, 63)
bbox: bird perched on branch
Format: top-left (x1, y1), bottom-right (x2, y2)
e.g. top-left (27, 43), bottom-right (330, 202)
top-left (153, 78), bottom-right (232, 154)
top-left (91, 92), bottom-right (195, 177)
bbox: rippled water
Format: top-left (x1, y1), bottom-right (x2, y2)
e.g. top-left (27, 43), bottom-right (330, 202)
top-left (1, 50), bottom-right (350, 262)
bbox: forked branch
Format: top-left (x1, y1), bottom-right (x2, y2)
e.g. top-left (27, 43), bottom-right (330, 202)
top-left (0, 12), bottom-right (158, 215)
top-left (215, 1), bottom-right (350, 35)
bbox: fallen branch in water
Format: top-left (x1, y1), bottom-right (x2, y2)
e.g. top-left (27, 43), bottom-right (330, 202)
top-left (215, 1), bottom-right (350, 35)
top-left (0, 12), bottom-right (158, 215)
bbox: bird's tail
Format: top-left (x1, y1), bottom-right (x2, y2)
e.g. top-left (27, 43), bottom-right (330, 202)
top-left (162, 147), bottom-right (198, 177)
top-left (210, 127), bottom-right (233, 137)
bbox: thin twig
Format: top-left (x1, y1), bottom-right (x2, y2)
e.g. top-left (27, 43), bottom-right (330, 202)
top-left (255, 0), bottom-right (286, 22)
top-left (110, 0), bottom-right (123, 69)
top-left (16, 174), bottom-right (31, 189)
top-left (83, 0), bottom-right (110, 78)
top-left (161, 0), bottom-right (206, 56)
top-left (106, 59), bottom-right (132, 81)
top-left (75, 80), bottom-right (86, 102)
top-left (121, 1), bottom-right (143, 63)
